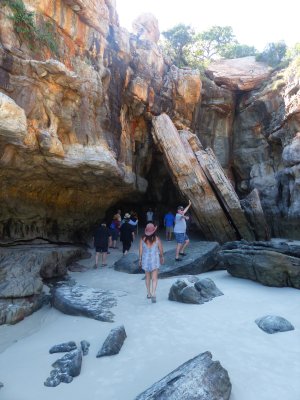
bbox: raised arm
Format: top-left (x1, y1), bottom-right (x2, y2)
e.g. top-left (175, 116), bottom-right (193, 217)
top-left (183, 200), bottom-right (192, 215)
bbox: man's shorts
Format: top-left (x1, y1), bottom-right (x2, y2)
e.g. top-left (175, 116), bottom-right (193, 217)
top-left (174, 233), bottom-right (189, 244)
top-left (95, 246), bottom-right (108, 253)
top-left (166, 226), bottom-right (174, 233)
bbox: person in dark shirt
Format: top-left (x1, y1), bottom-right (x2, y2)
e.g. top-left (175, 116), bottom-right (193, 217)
top-left (93, 222), bottom-right (111, 268)
top-left (120, 213), bottom-right (135, 254)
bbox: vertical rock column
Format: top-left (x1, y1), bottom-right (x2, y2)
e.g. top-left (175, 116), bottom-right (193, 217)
top-left (152, 113), bottom-right (255, 243)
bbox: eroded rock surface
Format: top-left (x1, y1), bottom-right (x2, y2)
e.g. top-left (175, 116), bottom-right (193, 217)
top-left (135, 351), bottom-right (231, 400)
top-left (219, 239), bottom-right (300, 288)
top-left (51, 283), bottom-right (118, 322)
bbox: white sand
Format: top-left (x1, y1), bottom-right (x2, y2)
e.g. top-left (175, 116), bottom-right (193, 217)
top-left (0, 238), bottom-right (300, 400)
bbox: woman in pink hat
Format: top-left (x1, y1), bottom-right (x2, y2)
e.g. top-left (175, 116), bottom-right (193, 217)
top-left (139, 223), bottom-right (164, 303)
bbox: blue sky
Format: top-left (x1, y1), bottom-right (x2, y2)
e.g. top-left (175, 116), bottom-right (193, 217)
top-left (116, 0), bottom-right (299, 51)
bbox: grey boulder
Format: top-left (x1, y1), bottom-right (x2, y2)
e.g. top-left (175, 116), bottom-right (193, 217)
top-left (169, 277), bottom-right (223, 304)
top-left (255, 315), bottom-right (295, 334)
top-left (49, 341), bottom-right (77, 354)
top-left (96, 325), bottom-right (127, 357)
top-left (51, 283), bottom-right (117, 322)
top-left (135, 351), bottom-right (231, 400)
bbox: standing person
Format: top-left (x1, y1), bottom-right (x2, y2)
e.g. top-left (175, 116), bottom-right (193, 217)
top-left (164, 210), bottom-right (175, 241)
top-left (139, 223), bottom-right (164, 303)
top-left (93, 222), bottom-right (111, 268)
top-left (109, 214), bottom-right (120, 249)
top-left (174, 200), bottom-right (192, 261)
top-left (120, 213), bottom-right (135, 254)
top-left (146, 208), bottom-right (154, 223)
top-left (129, 211), bottom-right (138, 235)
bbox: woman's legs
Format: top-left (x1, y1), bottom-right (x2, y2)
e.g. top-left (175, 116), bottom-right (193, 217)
top-left (95, 251), bottom-right (99, 267)
top-left (151, 269), bottom-right (158, 299)
top-left (145, 272), bottom-right (151, 297)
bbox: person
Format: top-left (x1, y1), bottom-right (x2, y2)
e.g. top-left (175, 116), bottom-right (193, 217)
top-left (146, 208), bottom-right (154, 223)
top-left (139, 223), bottom-right (164, 303)
top-left (93, 222), bottom-right (111, 268)
top-left (174, 200), bottom-right (192, 261)
top-left (109, 214), bottom-right (120, 249)
top-left (129, 211), bottom-right (138, 235)
top-left (164, 210), bottom-right (175, 241)
top-left (120, 213), bottom-right (135, 254)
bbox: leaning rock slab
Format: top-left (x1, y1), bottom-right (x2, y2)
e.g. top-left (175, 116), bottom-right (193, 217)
top-left (159, 242), bottom-right (220, 278)
top-left (51, 283), bottom-right (117, 322)
top-left (255, 315), bottom-right (295, 334)
top-left (96, 325), bottom-right (127, 357)
top-left (135, 351), bottom-right (231, 400)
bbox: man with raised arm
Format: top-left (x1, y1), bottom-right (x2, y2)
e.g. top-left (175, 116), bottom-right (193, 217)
top-left (174, 200), bottom-right (192, 261)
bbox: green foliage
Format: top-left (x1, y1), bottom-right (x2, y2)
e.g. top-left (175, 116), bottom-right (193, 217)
top-left (162, 24), bottom-right (195, 67)
top-left (286, 43), bottom-right (300, 60)
top-left (256, 41), bottom-right (287, 67)
top-left (198, 25), bottom-right (236, 60)
top-left (3, 0), bottom-right (59, 56)
top-left (220, 43), bottom-right (257, 59)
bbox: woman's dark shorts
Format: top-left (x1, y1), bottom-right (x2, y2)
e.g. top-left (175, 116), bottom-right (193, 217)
top-left (95, 246), bottom-right (108, 253)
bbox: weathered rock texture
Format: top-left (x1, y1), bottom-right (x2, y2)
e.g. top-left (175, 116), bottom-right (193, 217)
top-left (135, 351), bottom-right (231, 400)
top-left (0, 0), bottom-right (300, 242)
top-left (0, 243), bottom-right (88, 324)
top-left (219, 239), bottom-right (300, 288)
top-left (169, 277), bottom-right (223, 304)
top-left (51, 283), bottom-right (118, 322)
top-left (96, 325), bottom-right (127, 357)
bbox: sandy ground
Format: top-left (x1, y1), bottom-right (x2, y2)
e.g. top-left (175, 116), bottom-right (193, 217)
top-left (0, 236), bottom-right (300, 400)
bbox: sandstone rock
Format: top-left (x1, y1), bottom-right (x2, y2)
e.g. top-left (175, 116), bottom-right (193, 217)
top-left (135, 351), bottom-right (231, 400)
top-left (51, 283), bottom-right (118, 322)
top-left (132, 13), bottom-right (160, 43)
top-left (114, 253), bottom-right (141, 273)
top-left (96, 325), bottom-right (127, 357)
top-left (0, 92), bottom-right (27, 145)
top-left (282, 132), bottom-right (300, 167)
top-left (255, 315), bottom-right (295, 334)
top-left (206, 56), bottom-right (271, 91)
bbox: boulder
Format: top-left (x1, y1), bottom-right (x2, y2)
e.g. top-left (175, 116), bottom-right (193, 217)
top-left (169, 277), bottom-right (223, 304)
top-left (135, 351), bottom-right (231, 400)
top-left (44, 348), bottom-right (82, 387)
top-left (206, 56), bottom-right (271, 91)
top-left (49, 341), bottom-right (77, 354)
top-left (159, 242), bottom-right (220, 278)
top-left (114, 253), bottom-right (141, 273)
top-left (80, 340), bottom-right (90, 356)
top-left (255, 315), bottom-right (295, 334)
top-left (96, 325), bottom-right (127, 357)
top-left (219, 240), bottom-right (300, 288)
top-left (51, 283), bottom-right (117, 322)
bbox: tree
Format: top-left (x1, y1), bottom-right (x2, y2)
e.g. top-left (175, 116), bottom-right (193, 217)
top-left (256, 41), bottom-right (287, 67)
top-left (286, 42), bottom-right (300, 60)
top-left (161, 24), bottom-right (195, 67)
top-left (198, 25), bottom-right (236, 61)
top-left (220, 43), bottom-right (257, 59)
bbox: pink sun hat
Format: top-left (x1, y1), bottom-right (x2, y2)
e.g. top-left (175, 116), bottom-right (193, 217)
top-left (144, 223), bottom-right (157, 236)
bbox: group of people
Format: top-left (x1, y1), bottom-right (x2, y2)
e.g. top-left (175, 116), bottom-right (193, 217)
top-left (93, 201), bottom-right (192, 302)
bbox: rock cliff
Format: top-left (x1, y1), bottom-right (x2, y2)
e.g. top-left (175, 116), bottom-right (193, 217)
top-left (0, 1), bottom-right (299, 241)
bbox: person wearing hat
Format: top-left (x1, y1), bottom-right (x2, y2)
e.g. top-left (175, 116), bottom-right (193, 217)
top-left (120, 213), bottom-right (135, 254)
top-left (174, 200), bottom-right (192, 261)
top-left (139, 223), bottom-right (164, 303)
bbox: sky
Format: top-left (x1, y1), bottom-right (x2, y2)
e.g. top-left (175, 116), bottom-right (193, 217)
top-left (116, 0), bottom-right (299, 51)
